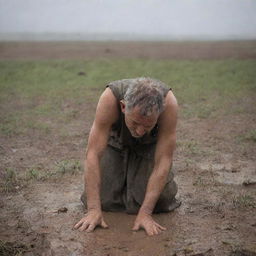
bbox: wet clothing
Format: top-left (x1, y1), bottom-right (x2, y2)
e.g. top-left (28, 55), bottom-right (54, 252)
top-left (81, 78), bottom-right (180, 214)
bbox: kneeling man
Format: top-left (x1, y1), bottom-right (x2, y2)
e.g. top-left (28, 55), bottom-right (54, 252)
top-left (75, 77), bottom-right (180, 236)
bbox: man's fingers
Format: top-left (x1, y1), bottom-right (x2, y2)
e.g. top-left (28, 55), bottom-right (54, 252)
top-left (101, 220), bottom-right (109, 229)
top-left (145, 223), bottom-right (163, 236)
top-left (152, 225), bottom-right (160, 236)
top-left (156, 222), bottom-right (166, 231)
top-left (86, 223), bottom-right (96, 232)
top-left (158, 225), bottom-right (166, 231)
top-left (75, 219), bottom-right (108, 232)
top-left (74, 220), bottom-right (84, 229)
top-left (79, 221), bottom-right (89, 231)
top-left (132, 223), bottom-right (140, 231)
top-left (147, 230), bottom-right (153, 236)
top-left (146, 226), bottom-right (156, 236)
top-left (146, 228), bottom-right (154, 236)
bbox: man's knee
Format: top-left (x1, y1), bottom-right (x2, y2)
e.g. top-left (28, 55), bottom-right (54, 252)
top-left (153, 179), bottom-right (180, 213)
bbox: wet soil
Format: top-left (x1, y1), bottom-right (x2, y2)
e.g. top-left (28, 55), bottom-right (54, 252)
top-left (0, 42), bottom-right (256, 255)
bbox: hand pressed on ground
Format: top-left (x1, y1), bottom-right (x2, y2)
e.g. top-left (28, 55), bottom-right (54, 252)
top-left (74, 209), bottom-right (108, 232)
top-left (132, 211), bottom-right (166, 236)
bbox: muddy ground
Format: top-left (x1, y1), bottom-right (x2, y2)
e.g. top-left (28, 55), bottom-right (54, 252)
top-left (0, 41), bottom-right (256, 256)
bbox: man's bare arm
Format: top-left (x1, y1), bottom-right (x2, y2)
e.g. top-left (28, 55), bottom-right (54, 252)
top-left (133, 91), bottom-right (178, 236)
top-left (74, 88), bottom-right (119, 232)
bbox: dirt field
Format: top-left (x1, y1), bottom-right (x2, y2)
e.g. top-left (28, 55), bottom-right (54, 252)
top-left (0, 41), bottom-right (256, 256)
top-left (1, 41), bottom-right (256, 60)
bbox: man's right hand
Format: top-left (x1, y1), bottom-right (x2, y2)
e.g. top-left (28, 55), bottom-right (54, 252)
top-left (74, 210), bottom-right (108, 232)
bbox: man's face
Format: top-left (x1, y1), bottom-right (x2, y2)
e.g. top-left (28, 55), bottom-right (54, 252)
top-left (121, 102), bottom-right (159, 138)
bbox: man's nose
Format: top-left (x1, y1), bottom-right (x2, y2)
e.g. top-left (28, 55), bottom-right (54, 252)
top-left (136, 126), bottom-right (146, 136)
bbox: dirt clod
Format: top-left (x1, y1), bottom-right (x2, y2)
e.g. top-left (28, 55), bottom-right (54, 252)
top-left (57, 207), bottom-right (68, 213)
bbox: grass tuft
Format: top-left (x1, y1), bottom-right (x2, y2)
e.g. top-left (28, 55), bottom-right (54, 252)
top-left (2, 168), bottom-right (18, 193)
top-left (25, 168), bottom-right (40, 180)
top-left (53, 159), bottom-right (82, 175)
top-left (1, 160), bottom-right (82, 193)
top-left (232, 194), bottom-right (256, 208)
top-left (243, 130), bottom-right (256, 142)
top-left (0, 240), bottom-right (28, 256)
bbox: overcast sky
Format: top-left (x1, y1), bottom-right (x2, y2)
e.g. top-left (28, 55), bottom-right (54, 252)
top-left (0, 0), bottom-right (256, 39)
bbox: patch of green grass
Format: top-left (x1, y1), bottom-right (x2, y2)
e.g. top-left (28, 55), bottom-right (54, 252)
top-left (1, 59), bottom-right (255, 103)
top-left (25, 168), bottom-right (40, 180)
top-left (0, 240), bottom-right (28, 256)
top-left (0, 114), bottom-right (51, 137)
top-left (0, 59), bottom-right (255, 137)
top-left (24, 160), bottom-right (82, 180)
top-left (242, 130), bottom-right (256, 142)
top-left (26, 120), bottom-right (51, 134)
top-left (0, 115), bottom-right (21, 136)
top-left (232, 194), bottom-right (256, 208)
top-left (53, 159), bottom-right (82, 175)
top-left (1, 167), bottom-right (42, 192)
top-left (230, 248), bottom-right (256, 256)
top-left (1, 160), bottom-right (82, 193)
top-left (237, 129), bottom-right (256, 145)
top-left (195, 104), bottom-right (217, 119)
top-left (183, 158), bottom-right (196, 168)
top-left (0, 122), bottom-right (18, 136)
top-left (186, 140), bottom-right (200, 155)
top-left (21, 159), bottom-right (83, 180)
top-left (177, 139), bottom-right (205, 156)
top-left (193, 177), bottom-right (205, 186)
top-left (1, 168), bottom-right (18, 192)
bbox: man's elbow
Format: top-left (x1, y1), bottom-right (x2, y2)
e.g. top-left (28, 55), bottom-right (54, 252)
top-left (85, 147), bottom-right (103, 162)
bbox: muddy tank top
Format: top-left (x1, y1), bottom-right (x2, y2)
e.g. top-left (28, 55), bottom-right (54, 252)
top-left (106, 78), bottom-right (170, 150)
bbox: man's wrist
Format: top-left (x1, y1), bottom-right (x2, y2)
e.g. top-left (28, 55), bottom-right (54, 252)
top-left (138, 205), bottom-right (153, 215)
top-left (87, 204), bottom-right (102, 212)
top-left (88, 206), bottom-right (101, 210)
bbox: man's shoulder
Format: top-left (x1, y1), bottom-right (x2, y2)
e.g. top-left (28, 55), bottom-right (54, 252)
top-left (157, 91), bottom-right (178, 131)
top-left (165, 90), bottom-right (178, 108)
top-left (94, 88), bottom-right (120, 126)
top-left (106, 78), bottom-right (137, 100)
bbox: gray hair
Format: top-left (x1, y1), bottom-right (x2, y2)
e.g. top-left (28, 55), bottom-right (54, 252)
top-left (124, 78), bottom-right (167, 116)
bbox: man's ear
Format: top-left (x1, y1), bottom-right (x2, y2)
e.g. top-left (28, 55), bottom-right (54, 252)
top-left (120, 100), bottom-right (126, 114)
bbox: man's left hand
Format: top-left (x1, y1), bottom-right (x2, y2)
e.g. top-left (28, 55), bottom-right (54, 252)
top-left (132, 211), bottom-right (166, 236)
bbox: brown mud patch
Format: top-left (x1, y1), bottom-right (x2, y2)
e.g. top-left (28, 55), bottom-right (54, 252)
top-left (1, 158), bottom-right (255, 255)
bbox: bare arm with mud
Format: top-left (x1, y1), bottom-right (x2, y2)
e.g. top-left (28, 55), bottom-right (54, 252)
top-left (133, 91), bottom-right (178, 236)
top-left (74, 88), bottom-right (119, 232)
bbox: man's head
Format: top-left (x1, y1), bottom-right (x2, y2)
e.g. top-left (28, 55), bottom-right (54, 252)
top-left (120, 78), bottom-right (166, 138)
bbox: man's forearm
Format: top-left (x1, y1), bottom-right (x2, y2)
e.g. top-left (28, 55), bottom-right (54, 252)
top-left (139, 163), bottom-right (172, 214)
top-left (84, 154), bottom-right (102, 211)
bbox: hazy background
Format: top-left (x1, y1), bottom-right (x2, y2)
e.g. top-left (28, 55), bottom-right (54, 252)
top-left (0, 0), bottom-right (256, 41)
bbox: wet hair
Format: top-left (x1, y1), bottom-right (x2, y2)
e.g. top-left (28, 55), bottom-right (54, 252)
top-left (124, 77), bottom-right (166, 116)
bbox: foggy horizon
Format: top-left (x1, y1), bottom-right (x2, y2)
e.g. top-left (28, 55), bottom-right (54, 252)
top-left (1, 0), bottom-right (256, 41)
top-left (1, 32), bottom-right (255, 42)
